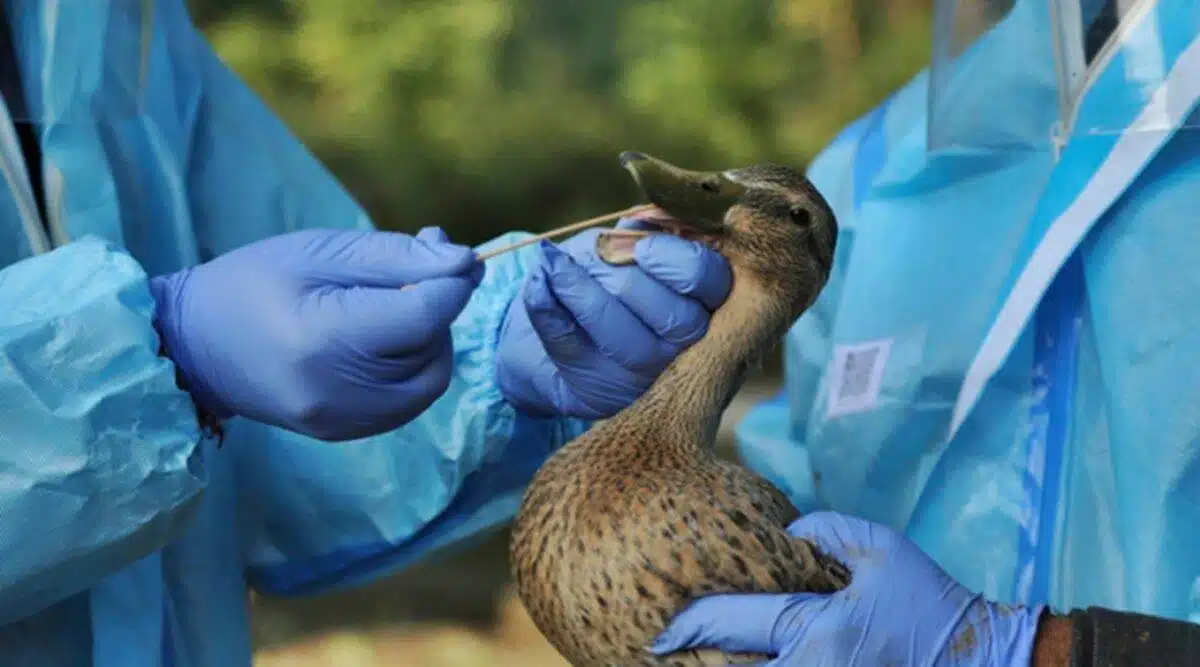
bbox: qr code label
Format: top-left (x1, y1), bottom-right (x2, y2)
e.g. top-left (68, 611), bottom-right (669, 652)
top-left (826, 339), bottom-right (893, 418)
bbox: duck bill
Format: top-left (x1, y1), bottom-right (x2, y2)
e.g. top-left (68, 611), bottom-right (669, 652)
top-left (619, 151), bottom-right (744, 236)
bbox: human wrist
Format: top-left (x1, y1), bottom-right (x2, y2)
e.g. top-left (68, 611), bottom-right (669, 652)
top-left (1032, 613), bottom-right (1072, 667)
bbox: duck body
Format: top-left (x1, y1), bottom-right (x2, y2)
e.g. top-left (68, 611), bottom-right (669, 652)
top-left (510, 153), bottom-right (849, 666)
top-left (511, 414), bottom-right (842, 666)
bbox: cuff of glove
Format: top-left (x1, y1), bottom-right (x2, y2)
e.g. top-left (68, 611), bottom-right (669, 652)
top-left (158, 337), bottom-right (226, 444)
top-left (149, 271), bottom-right (230, 442)
top-left (1068, 606), bottom-right (1200, 667)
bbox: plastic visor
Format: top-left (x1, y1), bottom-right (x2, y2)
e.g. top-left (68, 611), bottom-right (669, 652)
top-left (0, 0), bottom-right (157, 124)
top-left (928, 0), bottom-right (1200, 153)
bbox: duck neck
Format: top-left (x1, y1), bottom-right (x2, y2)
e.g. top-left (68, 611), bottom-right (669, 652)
top-left (632, 266), bottom-right (788, 448)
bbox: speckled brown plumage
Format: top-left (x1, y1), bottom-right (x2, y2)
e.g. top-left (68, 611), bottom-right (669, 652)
top-left (510, 156), bottom-right (849, 666)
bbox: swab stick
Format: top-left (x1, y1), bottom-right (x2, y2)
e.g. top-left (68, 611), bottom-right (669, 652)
top-left (474, 204), bottom-right (656, 261)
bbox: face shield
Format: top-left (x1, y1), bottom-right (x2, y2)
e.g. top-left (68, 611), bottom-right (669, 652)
top-left (0, 0), bottom-right (156, 125)
top-left (928, 0), bottom-right (1197, 153)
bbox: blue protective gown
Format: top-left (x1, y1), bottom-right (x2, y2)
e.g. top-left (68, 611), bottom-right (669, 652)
top-left (0, 2), bottom-right (588, 664)
top-left (739, 0), bottom-right (1200, 624)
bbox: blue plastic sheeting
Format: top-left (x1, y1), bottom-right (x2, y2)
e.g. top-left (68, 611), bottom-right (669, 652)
top-left (1016, 252), bottom-right (1083, 605)
top-left (739, 0), bottom-right (1200, 622)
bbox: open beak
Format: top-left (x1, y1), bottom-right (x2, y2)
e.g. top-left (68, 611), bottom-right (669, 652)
top-left (618, 151), bottom-right (744, 236)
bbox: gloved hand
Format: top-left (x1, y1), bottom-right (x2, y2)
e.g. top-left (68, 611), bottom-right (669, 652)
top-left (496, 218), bottom-right (732, 419)
top-left (150, 227), bottom-right (483, 442)
top-left (653, 512), bottom-right (1045, 666)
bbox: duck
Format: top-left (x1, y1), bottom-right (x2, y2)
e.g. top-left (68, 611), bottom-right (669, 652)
top-left (509, 151), bottom-right (849, 666)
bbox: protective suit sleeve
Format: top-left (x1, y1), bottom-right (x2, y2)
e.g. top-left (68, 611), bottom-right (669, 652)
top-left (0, 238), bottom-right (207, 624)
top-left (172, 22), bottom-right (590, 595)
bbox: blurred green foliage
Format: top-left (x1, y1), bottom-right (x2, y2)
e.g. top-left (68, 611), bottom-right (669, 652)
top-left (189, 0), bottom-right (932, 247)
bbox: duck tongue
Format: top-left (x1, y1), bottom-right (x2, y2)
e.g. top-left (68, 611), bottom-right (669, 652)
top-left (624, 204), bottom-right (715, 242)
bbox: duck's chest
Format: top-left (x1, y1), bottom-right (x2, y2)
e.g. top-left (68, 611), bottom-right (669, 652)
top-left (509, 423), bottom-right (804, 665)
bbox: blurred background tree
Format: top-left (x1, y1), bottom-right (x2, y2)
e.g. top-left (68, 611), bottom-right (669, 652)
top-left (184, 0), bottom-right (935, 664)
top-left (190, 0), bottom-right (932, 247)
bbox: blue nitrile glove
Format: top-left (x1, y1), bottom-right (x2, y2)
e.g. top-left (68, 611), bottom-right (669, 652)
top-left (653, 512), bottom-right (1045, 666)
top-left (150, 227), bottom-right (484, 442)
top-left (496, 218), bottom-right (732, 419)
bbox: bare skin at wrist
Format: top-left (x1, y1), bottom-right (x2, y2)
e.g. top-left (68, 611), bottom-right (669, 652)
top-left (1033, 614), bottom-right (1073, 667)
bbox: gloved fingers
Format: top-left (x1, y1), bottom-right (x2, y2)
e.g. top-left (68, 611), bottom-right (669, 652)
top-left (502, 280), bottom-right (590, 417)
top-left (306, 228), bottom-right (480, 287)
top-left (523, 263), bottom-right (593, 366)
top-left (538, 241), bottom-right (668, 371)
top-left (312, 336), bottom-right (452, 441)
top-left (588, 262), bottom-right (709, 347)
top-left (786, 511), bottom-right (880, 571)
top-left (416, 226), bottom-right (449, 243)
top-left (371, 328), bottom-right (452, 384)
top-left (521, 266), bottom-right (655, 418)
top-left (544, 368), bottom-right (612, 420)
top-left (633, 235), bottom-right (732, 312)
top-left (385, 333), bottom-right (455, 419)
top-left (408, 271), bottom-right (479, 318)
top-left (389, 275), bottom-right (478, 354)
top-left (650, 594), bottom-right (803, 657)
top-left (521, 289), bottom-right (640, 411)
top-left (332, 276), bottom-right (477, 358)
top-left (416, 226), bottom-right (485, 284)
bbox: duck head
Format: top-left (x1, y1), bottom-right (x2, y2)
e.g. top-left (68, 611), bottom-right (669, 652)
top-left (601, 151), bottom-right (839, 317)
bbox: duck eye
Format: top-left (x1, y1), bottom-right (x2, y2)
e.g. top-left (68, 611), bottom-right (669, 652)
top-left (700, 180), bottom-right (721, 193)
top-left (790, 205), bottom-right (812, 226)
